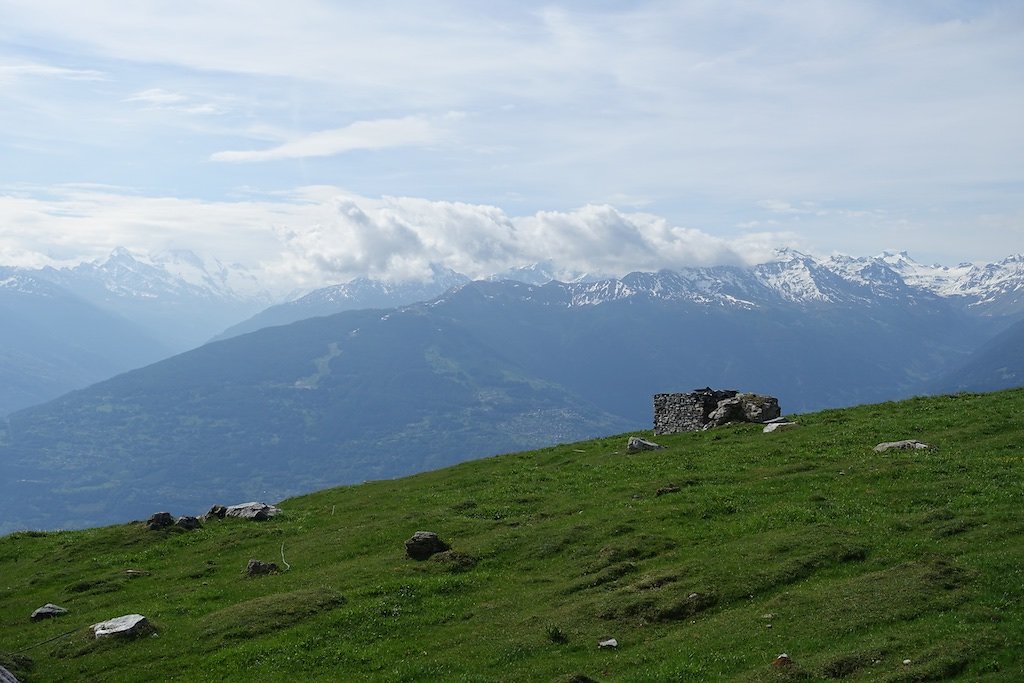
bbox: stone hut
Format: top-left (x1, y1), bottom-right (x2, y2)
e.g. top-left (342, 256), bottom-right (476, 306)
top-left (654, 388), bottom-right (780, 434)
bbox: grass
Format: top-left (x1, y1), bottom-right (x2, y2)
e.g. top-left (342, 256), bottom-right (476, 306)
top-left (1, 389), bottom-right (1023, 681)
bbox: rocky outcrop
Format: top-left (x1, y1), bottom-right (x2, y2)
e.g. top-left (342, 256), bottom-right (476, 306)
top-left (405, 531), bottom-right (450, 560)
top-left (0, 665), bottom-right (19, 683)
top-left (654, 388), bottom-right (781, 433)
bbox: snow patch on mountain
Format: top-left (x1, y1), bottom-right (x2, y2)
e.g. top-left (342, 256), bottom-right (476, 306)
top-left (152, 249), bottom-right (270, 302)
top-left (444, 249), bottom-right (1024, 315)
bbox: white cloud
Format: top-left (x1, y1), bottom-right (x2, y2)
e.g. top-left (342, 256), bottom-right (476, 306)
top-left (211, 116), bottom-right (444, 162)
top-left (0, 186), bottom-right (798, 293)
top-left (124, 87), bottom-right (226, 115)
top-left (126, 88), bottom-right (187, 105)
top-left (0, 62), bottom-right (105, 82)
top-left (758, 200), bottom-right (800, 214)
top-left (253, 194), bottom-right (796, 286)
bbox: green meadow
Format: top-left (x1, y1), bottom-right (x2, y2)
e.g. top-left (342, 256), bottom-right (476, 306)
top-left (2, 389), bottom-right (1023, 681)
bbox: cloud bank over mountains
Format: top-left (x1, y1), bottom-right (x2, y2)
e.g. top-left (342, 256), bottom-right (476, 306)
top-left (0, 187), bottom-right (792, 293)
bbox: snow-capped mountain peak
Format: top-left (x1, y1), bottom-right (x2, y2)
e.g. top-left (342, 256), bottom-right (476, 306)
top-left (451, 251), bottom-right (1024, 315)
top-left (152, 248), bottom-right (271, 302)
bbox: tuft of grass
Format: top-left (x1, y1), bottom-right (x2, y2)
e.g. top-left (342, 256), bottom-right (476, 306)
top-left (545, 624), bottom-right (569, 644)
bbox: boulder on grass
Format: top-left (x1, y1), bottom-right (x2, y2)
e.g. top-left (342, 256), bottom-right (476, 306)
top-left (873, 440), bottom-right (932, 453)
top-left (145, 512), bottom-right (174, 530)
top-left (175, 515), bottom-right (202, 530)
top-left (30, 603), bottom-right (68, 621)
top-left (225, 502), bottom-right (281, 520)
top-left (405, 531), bottom-right (450, 560)
top-left (91, 614), bottom-right (150, 639)
top-left (205, 505), bottom-right (227, 520)
top-left (627, 437), bottom-right (664, 453)
top-left (245, 559), bottom-right (279, 577)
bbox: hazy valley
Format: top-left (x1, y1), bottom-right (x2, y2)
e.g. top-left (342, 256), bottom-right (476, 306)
top-left (2, 248), bottom-right (1022, 533)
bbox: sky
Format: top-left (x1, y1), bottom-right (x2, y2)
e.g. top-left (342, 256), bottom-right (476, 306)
top-left (1, 0), bottom-right (1022, 293)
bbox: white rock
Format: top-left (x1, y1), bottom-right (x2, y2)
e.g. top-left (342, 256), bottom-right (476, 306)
top-left (598, 638), bottom-right (618, 648)
top-left (91, 614), bottom-right (150, 638)
top-left (0, 664), bottom-right (20, 683)
top-left (225, 502), bottom-right (281, 520)
top-left (627, 437), bottom-right (664, 453)
top-left (873, 440), bottom-right (931, 453)
top-left (763, 422), bottom-right (799, 433)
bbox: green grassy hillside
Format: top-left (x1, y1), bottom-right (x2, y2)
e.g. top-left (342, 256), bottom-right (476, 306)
top-left (2, 390), bottom-right (1023, 681)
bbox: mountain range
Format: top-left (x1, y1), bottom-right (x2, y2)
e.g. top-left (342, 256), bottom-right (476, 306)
top-left (215, 264), bottom-right (471, 340)
top-left (1, 248), bottom-right (1022, 533)
top-left (0, 249), bottom-right (269, 415)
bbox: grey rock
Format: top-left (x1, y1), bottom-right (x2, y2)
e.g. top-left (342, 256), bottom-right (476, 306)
top-left (873, 440), bottom-right (932, 453)
top-left (205, 504), bottom-right (228, 519)
top-left (0, 666), bottom-right (19, 683)
top-left (175, 515), bottom-right (202, 530)
top-left (405, 531), bottom-right (451, 560)
top-left (245, 559), bottom-right (279, 576)
top-left (30, 603), bottom-right (68, 621)
top-left (91, 614), bottom-right (150, 638)
top-left (626, 436), bottom-right (665, 452)
top-left (738, 393), bottom-right (781, 422)
top-left (704, 396), bottom-right (747, 428)
top-left (706, 392), bottom-right (782, 428)
top-left (225, 502), bottom-right (281, 520)
top-left (145, 512), bottom-right (174, 530)
top-left (598, 638), bottom-right (618, 648)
